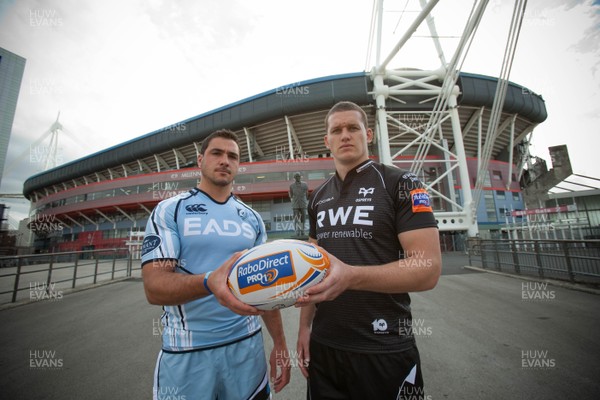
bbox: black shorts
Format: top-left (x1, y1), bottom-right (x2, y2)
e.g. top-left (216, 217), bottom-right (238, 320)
top-left (307, 339), bottom-right (425, 400)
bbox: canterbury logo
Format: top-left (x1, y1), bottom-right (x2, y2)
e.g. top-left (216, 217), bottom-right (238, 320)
top-left (185, 204), bottom-right (207, 213)
top-left (358, 187), bottom-right (374, 197)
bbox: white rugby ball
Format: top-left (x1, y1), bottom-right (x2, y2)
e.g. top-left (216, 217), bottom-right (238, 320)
top-left (227, 239), bottom-right (329, 310)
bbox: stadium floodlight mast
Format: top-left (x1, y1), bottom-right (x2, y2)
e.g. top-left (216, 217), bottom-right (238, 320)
top-left (366, 0), bottom-right (527, 237)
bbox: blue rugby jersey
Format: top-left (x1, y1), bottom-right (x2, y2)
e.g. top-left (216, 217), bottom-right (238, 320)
top-left (141, 188), bottom-right (266, 352)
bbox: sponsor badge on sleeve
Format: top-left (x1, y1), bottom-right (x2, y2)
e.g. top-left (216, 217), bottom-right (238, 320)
top-left (410, 188), bottom-right (433, 213)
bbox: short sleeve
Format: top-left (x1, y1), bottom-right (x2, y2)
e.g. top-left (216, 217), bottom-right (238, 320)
top-left (141, 201), bottom-right (181, 266)
top-left (394, 172), bottom-right (438, 234)
top-left (253, 211), bottom-right (268, 246)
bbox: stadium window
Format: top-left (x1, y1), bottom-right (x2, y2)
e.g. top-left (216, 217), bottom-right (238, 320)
top-left (308, 171), bottom-right (326, 180)
top-left (511, 173), bottom-right (517, 182)
top-left (512, 192), bottom-right (520, 201)
top-left (492, 170), bottom-right (502, 180)
top-left (496, 190), bottom-right (506, 200)
top-left (273, 197), bottom-right (291, 204)
top-left (480, 171), bottom-right (491, 187)
top-left (484, 192), bottom-right (496, 222)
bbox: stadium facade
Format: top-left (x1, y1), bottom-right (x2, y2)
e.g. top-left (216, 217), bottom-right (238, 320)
top-left (22, 71), bottom-right (547, 253)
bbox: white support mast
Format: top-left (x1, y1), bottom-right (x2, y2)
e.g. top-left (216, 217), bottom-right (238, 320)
top-left (368, 0), bottom-right (492, 236)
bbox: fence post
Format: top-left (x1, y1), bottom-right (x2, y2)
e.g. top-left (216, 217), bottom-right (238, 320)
top-left (481, 240), bottom-right (487, 269)
top-left (111, 249), bottom-right (117, 280)
top-left (46, 253), bottom-right (55, 293)
top-left (93, 253), bottom-right (100, 284)
top-left (127, 250), bottom-right (132, 277)
top-left (563, 241), bottom-right (575, 282)
top-left (494, 240), bottom-right (501, 271)
top-left (466, 238), bottom-right (472, 265)
top-left (72, 254), bottom-right (80, 289)
top-left (11, 257), bottom-right (23, 303)
top-left (511, 240), bottom-right (520, 275)
top-left (534, 241), bottom-right (545, 279)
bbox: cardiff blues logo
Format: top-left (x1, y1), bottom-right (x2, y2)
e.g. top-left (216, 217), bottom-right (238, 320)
top-left (237, 208), bottom-right (248, 220)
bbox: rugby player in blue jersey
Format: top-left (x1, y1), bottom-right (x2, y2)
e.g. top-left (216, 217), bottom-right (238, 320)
top-left (142, 129), bottom-right (290, 399)
top-left (296, 101), bottom-right (441, 399)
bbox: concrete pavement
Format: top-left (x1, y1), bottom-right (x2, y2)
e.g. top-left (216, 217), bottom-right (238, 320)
top-left (1, 253), bottom-right (598, 399)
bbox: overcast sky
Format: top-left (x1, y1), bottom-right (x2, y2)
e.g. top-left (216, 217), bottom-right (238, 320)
top-left (0, 0), bottom-right (599, 227)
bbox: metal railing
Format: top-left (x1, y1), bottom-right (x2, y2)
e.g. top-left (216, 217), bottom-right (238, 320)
top-left (0, 248), bottom-right (139, 304)
top-left (467, 238), bottom-right (600, 284)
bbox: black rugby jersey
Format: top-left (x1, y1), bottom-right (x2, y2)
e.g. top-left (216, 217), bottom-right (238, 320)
top-left (308, 159), bottom-right (438, 353)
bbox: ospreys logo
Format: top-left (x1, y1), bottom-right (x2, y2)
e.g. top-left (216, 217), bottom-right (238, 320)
top-left (357, 187), bottom-right (374, 203)
top-left (359, 187), bottom-right (374, 197)
top-left (185, 204), bottom-right (208, 214)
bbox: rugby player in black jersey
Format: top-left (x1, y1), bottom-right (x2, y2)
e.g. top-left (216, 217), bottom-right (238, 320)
top-left (296, 101), bottom-right (441, 399)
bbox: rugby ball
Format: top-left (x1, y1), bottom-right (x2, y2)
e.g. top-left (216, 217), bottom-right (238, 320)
top-left (227, 239), bottom-right (329, 310)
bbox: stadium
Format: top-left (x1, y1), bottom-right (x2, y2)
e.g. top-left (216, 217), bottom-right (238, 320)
top-left (22, 69), bottom-right (547, 254)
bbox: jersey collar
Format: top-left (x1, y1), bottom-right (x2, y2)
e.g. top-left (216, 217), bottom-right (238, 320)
top-left (335, 159), bottom-right (375, 182)
top-left (194, 188), bottom-right (233, 205)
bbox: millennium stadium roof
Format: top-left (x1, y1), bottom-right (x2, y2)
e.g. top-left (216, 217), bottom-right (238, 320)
top-left (23, 71), bottom-right (547, 200)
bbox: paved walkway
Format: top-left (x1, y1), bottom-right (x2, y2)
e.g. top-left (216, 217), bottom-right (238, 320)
top-left (1, 253), bottom-right (598, 399)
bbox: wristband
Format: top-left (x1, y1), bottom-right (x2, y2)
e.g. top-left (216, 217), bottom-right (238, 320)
top-left (203, 271), bottom-right (213, 294)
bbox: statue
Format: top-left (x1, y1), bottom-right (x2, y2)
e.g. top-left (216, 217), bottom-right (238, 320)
top-left (288, 172), bottom-right (308, 237)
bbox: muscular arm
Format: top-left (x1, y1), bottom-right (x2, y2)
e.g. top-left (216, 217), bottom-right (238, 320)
top-left (142, 260), bottom-right (208, 305)
top-left (142, 252), bottom-right (261, 315)
top-left (298, 227), bottom-right (441, 304)
top-left (348, 227), bottom-right (441, 293)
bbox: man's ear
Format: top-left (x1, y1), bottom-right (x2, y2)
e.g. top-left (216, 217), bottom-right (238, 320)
top-left (366, 128), bottom-right (374, 144)
top-left (324, 134), bottom-right (330, 149)
top-left (197, 154), bottom-right (203, 169)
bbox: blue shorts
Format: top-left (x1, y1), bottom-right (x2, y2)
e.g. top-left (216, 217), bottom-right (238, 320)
top-left (153, 332), bottom-right (270, 400)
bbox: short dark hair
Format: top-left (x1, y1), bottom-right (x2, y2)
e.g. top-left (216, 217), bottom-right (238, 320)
top-left (199, 129), bottom-right (240, 155)
top-left (324, 101), bottom-right (368, 131)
